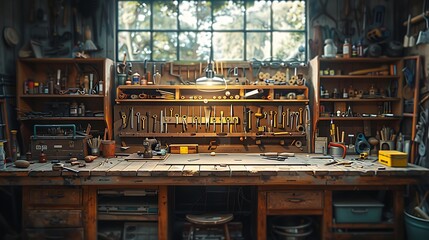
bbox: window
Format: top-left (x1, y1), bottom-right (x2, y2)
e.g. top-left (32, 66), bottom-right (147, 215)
top-left (117, 0), bottom-right (307, 62)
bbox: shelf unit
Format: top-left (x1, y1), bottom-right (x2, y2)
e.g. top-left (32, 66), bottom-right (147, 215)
top-left (114, 84), bottom-right (310, 153)
top-left (16, 58), bottom-right (114, 153)
top-left (309, 56), bottom-right (404, 153)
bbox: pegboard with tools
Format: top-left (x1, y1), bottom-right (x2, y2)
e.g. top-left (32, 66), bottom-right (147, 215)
top-left (114, 85), bottom-right (310, 153)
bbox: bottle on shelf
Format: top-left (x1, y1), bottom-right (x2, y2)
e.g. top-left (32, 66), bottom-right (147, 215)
top-left (343, 39), bottom-right (351, 58)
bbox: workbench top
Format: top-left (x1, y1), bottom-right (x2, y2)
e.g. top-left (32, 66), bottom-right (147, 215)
top-left (1, 153), bottom-right (428, 186)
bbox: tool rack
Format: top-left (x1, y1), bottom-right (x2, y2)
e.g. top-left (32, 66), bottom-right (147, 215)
top-left (114, 84), bottom-right (310, 153)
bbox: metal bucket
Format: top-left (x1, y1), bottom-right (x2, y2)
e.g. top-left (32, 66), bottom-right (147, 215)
top-left (272, 216), bottom-right (313, 240)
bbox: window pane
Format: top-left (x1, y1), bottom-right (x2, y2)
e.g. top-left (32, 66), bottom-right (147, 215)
top-left (273, 1), bottom-right (306, 30)
top-left (213, 32), bottom-right (244, 60)
top-left (179, 32), bottom-right (211, 61)
top-left (246, 32), bottom-right (271, 60)
top-left (213, 1), bottom-right (244, 30)
top-left (153, 1), bottom-right (178, 30)
top-left (273, 32), bottom-right (305, 61)
top-left (118, 1), bottom-right (151, 30)
top-left (246, 1), bottom-right (271, 30)
top-left (153, 32), bottom-right (178, 61)
top-left (179, 1), bottom-right (212, 30)
top-left (117, 31), bottom-right (151, 61)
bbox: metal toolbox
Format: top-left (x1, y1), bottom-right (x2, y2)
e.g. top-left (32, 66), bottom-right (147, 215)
top-left (30, 124), bottom-right (89, 161)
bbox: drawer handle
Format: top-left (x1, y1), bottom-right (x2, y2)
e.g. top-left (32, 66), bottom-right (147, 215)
top-left (47, 193), bottom-right (65, 199)
top-left (48, 216), bottom-right (65, 225)
top-left (351, 208), bottom-right (369, 214)
top-left (288, 198), bottom-right (304, 203)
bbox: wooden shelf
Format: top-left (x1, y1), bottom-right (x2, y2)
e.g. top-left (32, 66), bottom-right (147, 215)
top-left (320, 98), bottom-right (400, 102)
top-left (318, 117), bottom-right (402, 121)
top-left (19, 117), bottom-right (105, 121)
top-left (21, 94), bottom-right (104, 98)
top-left (119, 132), bottom-right (307, 138)
top-left (98, 214), bottom-right (158, 221)
top-left (320, 75), bottom-right (399, 80)
top-left (116, 99), bottom-right (309, 103)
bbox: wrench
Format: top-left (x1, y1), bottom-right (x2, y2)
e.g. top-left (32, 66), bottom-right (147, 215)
top-left (298, 108), bottom-right (303, 124)
top-left (121, 111), bottom-right (127, 129)
top-left (141, 116), bottom-right (146, 130)
top-left (130, 107), bottom-right (134, 129)
top-left (182, 115), bottom-right (187, 132)
top-left (282, 112), bottom-right (286, 129)
top-left (220, 111), bottom-right (224, 132)
top-left (136, 112), bottom-right (141, 131)
top-left (152, 114), bottom-right (157, 133)
top-left (273, 111), bottom-right (278, 128)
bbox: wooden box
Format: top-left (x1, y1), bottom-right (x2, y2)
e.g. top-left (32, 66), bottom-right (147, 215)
top-left (169, 144), bottom-right (198, 154)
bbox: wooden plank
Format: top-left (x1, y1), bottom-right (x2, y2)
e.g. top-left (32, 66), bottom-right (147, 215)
top-left (136, 161), bottom-right (159, 176)
top-left (120, 161), bottom-right (147, 176)
top-left (245, 165), bottom-right (278, 176)
top-left (182, 165), bottom-right (200, 176)
top-left (166, 165), bottom-right (184, 176)
top-left (228, 165), bottom-right (248, 176)
top-left (90, 160), bottom-right (122, 176)
top-left (199, 164), bottom-right (231, 177)
top-left (151, 164), bottom-right (171, 177)
top-left (106, 160), bottom-right (132, 176)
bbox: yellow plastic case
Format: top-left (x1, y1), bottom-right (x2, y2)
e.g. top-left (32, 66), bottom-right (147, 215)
top-left (378, 150), bottom-right (408, 167)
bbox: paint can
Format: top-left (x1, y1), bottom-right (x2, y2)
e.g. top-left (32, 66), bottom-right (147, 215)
top-left (101, 140), bottom-right (115, 158)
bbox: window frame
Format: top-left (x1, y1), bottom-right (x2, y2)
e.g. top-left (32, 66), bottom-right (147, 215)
top-left (116, 0), bottom-right (308, 62)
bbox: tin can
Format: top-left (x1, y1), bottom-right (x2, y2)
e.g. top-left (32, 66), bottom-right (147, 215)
top-left (132, 73), bottom-right (140, 85)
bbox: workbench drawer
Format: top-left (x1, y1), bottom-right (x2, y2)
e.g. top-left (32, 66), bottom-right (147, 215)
top-left (25, 228), bottom-right (84, 240)
top-left (267, 191), bottom-right (323, 210)
top-left (26, 209), bottom-right (82, 228)
top-left (28, 187), bottom-right (82, 206)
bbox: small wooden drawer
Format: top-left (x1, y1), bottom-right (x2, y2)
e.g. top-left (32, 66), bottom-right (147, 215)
top-left (267, 191), bottom-right (323, 210)
top-left (28, 187), bottom-right (82, 206)
top-left (26, 210), bottom-right (82, 228)
top-left (25, 228), bottom-right (84, 240)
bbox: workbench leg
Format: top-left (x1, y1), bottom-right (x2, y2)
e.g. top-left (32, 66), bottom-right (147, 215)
top-left (394, 188), bottom-right (405, 240)
top-left (83, 186), bottom-right (97, 240)
top-left (158, 185), bottom-right (169, 240)
top-left (323, 190), bottom-right (333, 240)
top-left (257, 188), bottom-right (267, 240)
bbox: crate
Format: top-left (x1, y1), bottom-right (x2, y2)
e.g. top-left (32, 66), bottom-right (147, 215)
top-left (333, 197), bottom-right (384, 223)
top-left (378, 150), bottom-right (408, 167)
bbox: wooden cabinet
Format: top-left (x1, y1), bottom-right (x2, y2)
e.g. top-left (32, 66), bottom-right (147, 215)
top-left (309, 56), bottom-right (404, 153)
top-left (16, 58), bottom-right (114, 153)
top-left (114, 85), bottom-right (310, 153)
top-left (22, 186), bottom-right (85, 240)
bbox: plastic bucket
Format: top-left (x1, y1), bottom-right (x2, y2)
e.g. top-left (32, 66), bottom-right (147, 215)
top-left (404, 210), bottom-right (429, 240)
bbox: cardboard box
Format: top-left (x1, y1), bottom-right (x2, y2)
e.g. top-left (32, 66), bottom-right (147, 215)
top-left (378, 150), bottom-right (408, 167)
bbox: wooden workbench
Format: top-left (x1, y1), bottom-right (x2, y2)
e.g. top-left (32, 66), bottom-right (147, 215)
top-left (1, 153), bottom-right (428, 240)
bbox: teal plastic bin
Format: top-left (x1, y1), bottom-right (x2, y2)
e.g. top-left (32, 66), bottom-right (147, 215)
top-left (405, 210), bottom-right (429, 240)
top-left (333, 198), bottom-right (384, 223)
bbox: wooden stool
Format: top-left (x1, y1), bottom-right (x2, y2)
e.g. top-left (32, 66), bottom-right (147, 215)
top-left (186, 213), bottom-right (233, 240)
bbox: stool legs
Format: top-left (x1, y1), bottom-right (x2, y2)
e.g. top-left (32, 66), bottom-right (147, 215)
top-left (223, 223), bottom-right (230, 240)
